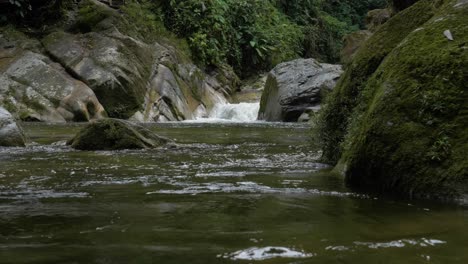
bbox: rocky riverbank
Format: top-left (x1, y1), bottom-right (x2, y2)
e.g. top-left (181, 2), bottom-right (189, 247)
top-left (0, 0), bottom-right (237, 123)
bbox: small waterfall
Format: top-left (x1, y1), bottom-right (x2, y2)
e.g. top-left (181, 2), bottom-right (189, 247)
top-left (194, 102), bottom-right (260, 122)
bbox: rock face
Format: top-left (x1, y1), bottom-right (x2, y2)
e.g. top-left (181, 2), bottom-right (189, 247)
top-left (258, 59), bottom-right (343, 122)
top-left (67, 119), bottom-right (171, 150)
top-left (0, 107), bottom-right (26, 147)
top-left (0, 0), bottom-right (236, 123)
top-left (0, 31), bottom-right (106, 122)
top-left (319, 0), bottom-right (468, 199)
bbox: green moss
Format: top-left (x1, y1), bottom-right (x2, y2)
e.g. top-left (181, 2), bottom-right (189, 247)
top-left (318, 0), bottom-right (440, 163)
top-left (68, 118), bottom-right (170, 150)
top-left (75, 0), bottom-right (114, 33)
top-left (324, 0), bottom-right (468, 199)
top-left (118, 0), bottom-right (191, 58)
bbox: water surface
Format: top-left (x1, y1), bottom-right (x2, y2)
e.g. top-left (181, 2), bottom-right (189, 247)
top-left (0, 122), bottom-right (466, 263)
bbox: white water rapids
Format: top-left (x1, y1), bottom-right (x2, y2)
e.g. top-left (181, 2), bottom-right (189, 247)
top-left (194, 102), bottom-right (260, 122)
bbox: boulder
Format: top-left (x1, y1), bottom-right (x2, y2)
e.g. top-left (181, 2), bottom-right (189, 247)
top-left (319, 0), bottom-right (468, 199)
top-left (0, 29), bottom-right (106, 122)
top-left (0, 107), bottom-right (26, 147)
top-left (257, 59), bottom-right (343, 122)
top-left (67, 119), bottom-right (171, 150)
top-left (42, 1), bottom-right (235, 122)
top-left (1, 0), bottom-right (236, 124)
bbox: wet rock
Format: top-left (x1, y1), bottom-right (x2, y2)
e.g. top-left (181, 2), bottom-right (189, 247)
top-left (0, 107), bottom-right (26, 147)
top-left (67, 119), bottom-right (171, 150)
top-left (257, 59), bottom-right (343, 122)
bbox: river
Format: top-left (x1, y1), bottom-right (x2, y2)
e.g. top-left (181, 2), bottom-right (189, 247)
top-left (0, 118), bottom-right (467, 263)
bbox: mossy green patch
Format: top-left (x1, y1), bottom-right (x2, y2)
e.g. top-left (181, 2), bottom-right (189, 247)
top-left (67, 118), bottom-right (171, 150)
top-left (318, 0), bottom-right (440, 163)
top-left (74, 0), bottom-right (114, 33)
top-left (319, 0), bottom-right (468, 199)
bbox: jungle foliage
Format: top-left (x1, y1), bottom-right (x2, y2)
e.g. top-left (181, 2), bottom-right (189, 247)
top-left (160, 0), bottom-right (387, 76)
top-left (1, 0), bottom-right (387, 76)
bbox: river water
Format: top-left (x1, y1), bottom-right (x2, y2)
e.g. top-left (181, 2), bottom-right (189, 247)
top-left (0, 121), bottom-right (467, 263)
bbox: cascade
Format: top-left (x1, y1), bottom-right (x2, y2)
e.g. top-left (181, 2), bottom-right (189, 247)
top-left (194, 102), bottom-right (260, 122)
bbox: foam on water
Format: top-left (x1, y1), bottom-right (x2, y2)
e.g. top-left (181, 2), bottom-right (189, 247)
top-left (193, 102), bottom-right (260, 122)
top-left (219, 246), bottom-right (315, 260)
top-left (146, 181), bottom-right (369, 198)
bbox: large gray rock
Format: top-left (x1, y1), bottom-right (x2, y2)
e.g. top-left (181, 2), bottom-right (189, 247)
top-left (0, 107), bottom-right (26, 147)
top-left (258, 59), bottom-right (343, 122)
top-left (1, 0), bottom-right (236, 123)
top-left (44, 27), bottom-right (233, 122)
top-left (43, 29), bottom-right (151, 119)
top-left (67, 118), bottom-right (172, 150)
top-left (0, 30), bottom-right (106, 122)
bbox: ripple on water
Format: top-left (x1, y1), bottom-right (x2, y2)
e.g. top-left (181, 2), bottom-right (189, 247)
top-left (146, 181), bottom-right (369, 198)
top-left (353, 238), bottom-right (446, 249)
top-left (325, 238), bottom-right (447, 252)
top-left (219, 246), bottom-right (315, 260)
top-left (0, 190), bottom-right (89, 199)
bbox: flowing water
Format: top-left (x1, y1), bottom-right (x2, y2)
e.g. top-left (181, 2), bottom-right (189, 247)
top-left (0, 122), bottom-right (467, 263)
top-left (194, 103), bottom-right (260, 122)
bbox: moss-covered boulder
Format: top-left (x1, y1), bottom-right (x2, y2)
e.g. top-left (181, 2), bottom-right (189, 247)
top-left (68, 119), bottom-right (171, 150)
top-left (319, 0), bottom-right (468, 199)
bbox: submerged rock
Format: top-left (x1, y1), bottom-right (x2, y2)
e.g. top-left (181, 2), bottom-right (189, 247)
top-left (67, 119), bottom-right (171, 150)
top-left (257, 59), bottom-right (343, 122)
top-left (320, 0), bottom-right (468, 199)
top-left (0, 107), bottom-right (26, 147)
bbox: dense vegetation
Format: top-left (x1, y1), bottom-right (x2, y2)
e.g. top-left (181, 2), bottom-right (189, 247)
top-left (160, 0), bottom-right (387, 76)
top-left (1, 0), bottom-right (387, 77)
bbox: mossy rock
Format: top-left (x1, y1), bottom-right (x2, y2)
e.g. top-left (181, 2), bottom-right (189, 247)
top-left (319, 0), bottom-right (440, 163)
top-left (67, 119), bottom-right (172, 150)
top-left (321, 0), bottom-right (468, 200)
